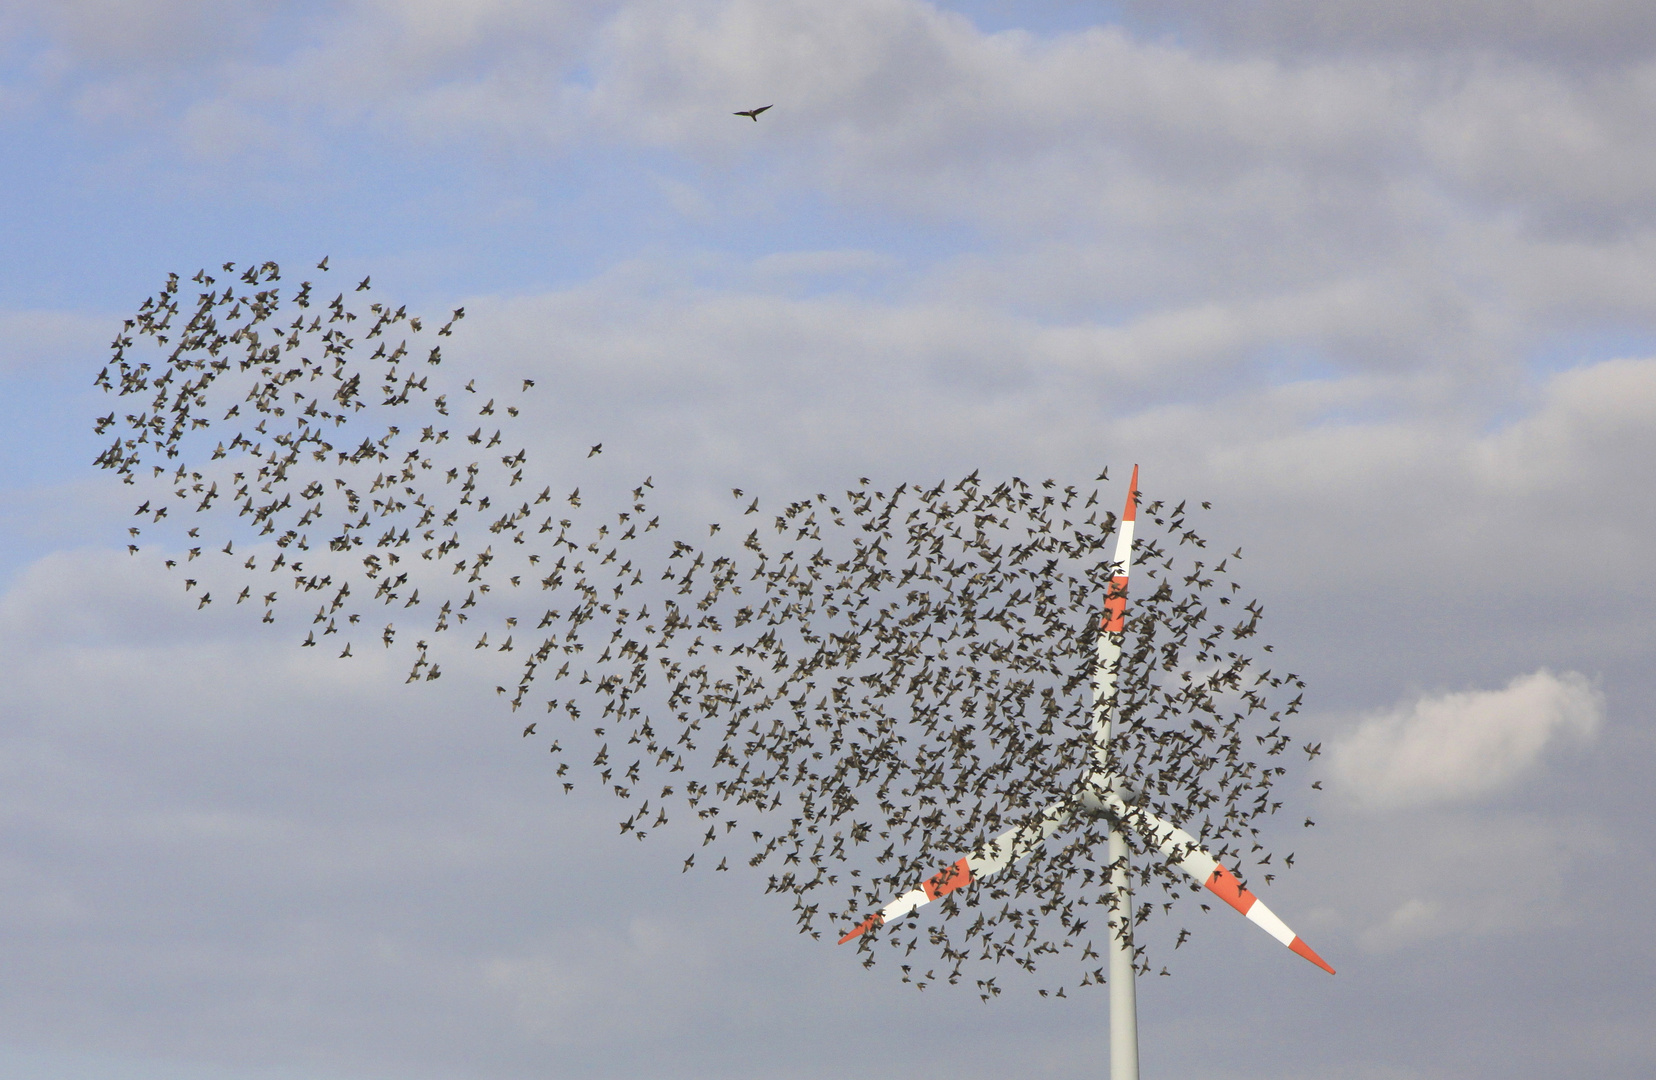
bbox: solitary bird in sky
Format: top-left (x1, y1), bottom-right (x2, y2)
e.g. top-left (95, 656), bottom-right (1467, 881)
top-left (734, 105), bottom-right (772, 121)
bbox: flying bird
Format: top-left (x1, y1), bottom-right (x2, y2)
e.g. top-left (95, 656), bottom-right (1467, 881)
top-left (734, 105), bottom-right (772, 121)
top-left (96, 257), bottom-right (1315, 999)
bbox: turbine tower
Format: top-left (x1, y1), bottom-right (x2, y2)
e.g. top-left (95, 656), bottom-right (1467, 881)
top-left (839, 466), bottom-right (1333, 1079)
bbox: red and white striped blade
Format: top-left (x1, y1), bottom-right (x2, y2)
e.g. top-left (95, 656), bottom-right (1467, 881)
top-left (837, 801), bottom-right (1074, 944)
top-left (1090, 465), bottom-right (1138, 759)
top-left (1091, 788), bottom-right (1334, 974)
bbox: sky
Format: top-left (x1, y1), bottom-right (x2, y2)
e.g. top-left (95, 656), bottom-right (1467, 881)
top-left (2, 2), bottom-right (1654, 1078)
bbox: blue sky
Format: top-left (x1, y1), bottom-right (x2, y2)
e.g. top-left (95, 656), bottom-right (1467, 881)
top-left (3, 3), bottom-right (1655, 1078)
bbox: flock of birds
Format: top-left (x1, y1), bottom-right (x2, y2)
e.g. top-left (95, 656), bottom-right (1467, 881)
top-left (95, 260), bottom-right (1316, 996)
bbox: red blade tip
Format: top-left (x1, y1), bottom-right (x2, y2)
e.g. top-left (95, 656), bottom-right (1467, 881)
top-left (1289, 936), bottom-right (1336, 974)
top-left (838, 914), bottom-right (880, 945)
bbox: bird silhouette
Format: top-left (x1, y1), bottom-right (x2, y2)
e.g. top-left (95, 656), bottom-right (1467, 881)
top-left (734, 105), bottom-right (772, 121)
top-left (96, 258), bottom-right (1316, 998)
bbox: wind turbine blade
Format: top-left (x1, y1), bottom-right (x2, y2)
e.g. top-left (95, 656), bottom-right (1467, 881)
top-left (837, 801), bottom-right (1074, 944)
top-left (1088, 789), bottom-right (1334, 974)
top-left (1102, 463), bottom-right (1138, 639)
top-left (1091, 465), bottom-right (1139, 761)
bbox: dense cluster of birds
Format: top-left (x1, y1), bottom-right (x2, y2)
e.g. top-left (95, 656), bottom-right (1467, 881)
top-left (96, 261), bottom-right (1316, 996)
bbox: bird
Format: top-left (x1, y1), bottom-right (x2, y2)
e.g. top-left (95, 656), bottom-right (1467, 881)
top-left (734, 105), bottom-right (772, 121)
top-left (317, 256), bottom-right (329, 270)
top-left (99, 257), bottom-right (1312, 998)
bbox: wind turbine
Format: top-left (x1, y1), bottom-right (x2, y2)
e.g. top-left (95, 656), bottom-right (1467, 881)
top-left (838, 465), bottom-right (1333, 1080)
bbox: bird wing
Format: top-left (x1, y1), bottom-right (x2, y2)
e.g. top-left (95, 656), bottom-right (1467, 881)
top-left (1087, 787), bottom-right (1334, 974)
top-left (837, 800), bottom-right (1074, 943)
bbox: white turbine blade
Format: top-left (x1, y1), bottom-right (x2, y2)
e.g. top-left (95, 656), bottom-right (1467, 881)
top-left (837, 801), bottom-right (1074, 944)
top-left (1090, 465), bottom-right (1138, 761)
top-left (1089, 788), bottom-right (1335, 974)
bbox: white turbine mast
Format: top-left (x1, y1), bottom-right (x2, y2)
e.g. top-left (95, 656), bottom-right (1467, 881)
top-left (838, 465), bottom-right (1333, 1079)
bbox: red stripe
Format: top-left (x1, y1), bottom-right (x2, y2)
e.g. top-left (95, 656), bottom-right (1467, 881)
top-left (1290, 936), bottom-right (1336, 974)
top-left (838, 913), bottom-right (881, 945)
top-left (1205, 865), bottom-right (1257, 916)
top-left (923, 858), bottom-right (972, 900)
top-left (1100, 575), bottom-right (1130, 632)
top-left (1122, 464), bottom-right (1139, 523)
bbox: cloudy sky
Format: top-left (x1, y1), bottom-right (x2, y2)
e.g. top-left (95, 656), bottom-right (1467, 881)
top-left (3, 2), bottom-right (1654, 1078)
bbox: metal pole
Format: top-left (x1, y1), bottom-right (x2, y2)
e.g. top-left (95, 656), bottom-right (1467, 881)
top-left (1108, 817), bottom-right (1140, 1080)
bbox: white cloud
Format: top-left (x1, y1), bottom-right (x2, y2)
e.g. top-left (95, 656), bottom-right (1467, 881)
top-left (10, 0), bottom-right (1656, 237)
top-left (1112, 0), bottom-right (1656, 66)
top-left (1331, 670), bottom-right (1602, 808)
top-left (1471, 356), bottom-right (1656, 493)
top-left (8, 0), bottom-right (1656, 405)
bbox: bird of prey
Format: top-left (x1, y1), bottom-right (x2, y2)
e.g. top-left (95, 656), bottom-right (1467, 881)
top-left (734, 105), bottom-right (772, 121)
